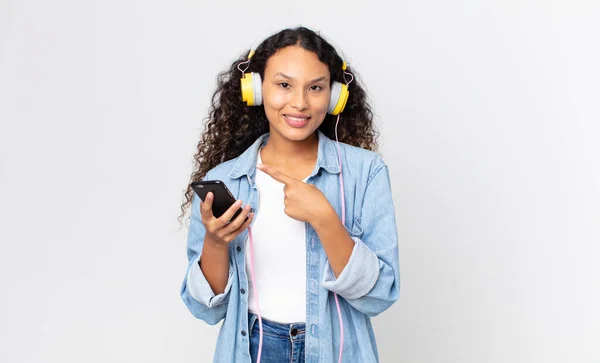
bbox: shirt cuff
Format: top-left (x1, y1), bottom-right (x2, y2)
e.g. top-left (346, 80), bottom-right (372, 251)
top-left (321, 237), bottom-right (380, 300)
top-left (186, 256), bottom-right (234, 308)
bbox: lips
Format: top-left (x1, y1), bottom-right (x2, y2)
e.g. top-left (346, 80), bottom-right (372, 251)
top-left (283, 114), bottom-right (311, 128)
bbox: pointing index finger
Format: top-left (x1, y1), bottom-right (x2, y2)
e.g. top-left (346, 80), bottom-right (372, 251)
top-left (257, 164), bottom-right (295, 185)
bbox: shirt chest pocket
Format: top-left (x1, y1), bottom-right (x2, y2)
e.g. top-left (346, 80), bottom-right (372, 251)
top-left (345, 217), bottom-right (364, 239)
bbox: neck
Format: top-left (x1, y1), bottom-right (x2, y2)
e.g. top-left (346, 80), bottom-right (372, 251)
top-left (261, 131), bottom-right (319, 169)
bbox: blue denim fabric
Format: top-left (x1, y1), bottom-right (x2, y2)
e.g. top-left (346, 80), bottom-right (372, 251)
top-left (248, 313), bottom-right (306, 363)
top-left (180, 130), bottom-right (401, 362)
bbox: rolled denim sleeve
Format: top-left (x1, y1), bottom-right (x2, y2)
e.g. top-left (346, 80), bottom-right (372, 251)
top-left (186, 256), bottom-right (234, 307)
top-left (180, 178), bottom-right (232, 325)
top-left (321, 237), bottom-right (380, 299)
top-left (321, 160), bottom-right (400, 317)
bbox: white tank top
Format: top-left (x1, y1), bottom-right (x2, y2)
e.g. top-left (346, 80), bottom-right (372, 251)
top-left (245, 150), bottom-right (308, 323)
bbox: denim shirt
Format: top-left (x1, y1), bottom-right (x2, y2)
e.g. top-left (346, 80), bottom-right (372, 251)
top-left (180, 130), bottom-right (400, 363)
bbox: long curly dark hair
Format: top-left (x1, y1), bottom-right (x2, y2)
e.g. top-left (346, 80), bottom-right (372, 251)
top-left (179, 26), bottom-right (379, 223)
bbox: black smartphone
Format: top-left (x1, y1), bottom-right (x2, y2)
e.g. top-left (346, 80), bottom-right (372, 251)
top-left (191, 180), bottom-right (244, 221)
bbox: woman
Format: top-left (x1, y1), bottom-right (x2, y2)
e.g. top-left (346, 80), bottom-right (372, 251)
top-left (179, 26), bottom-right (400, 363)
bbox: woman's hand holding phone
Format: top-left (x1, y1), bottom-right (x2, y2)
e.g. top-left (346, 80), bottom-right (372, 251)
top-left (200, 191), bottom-right (254, 247)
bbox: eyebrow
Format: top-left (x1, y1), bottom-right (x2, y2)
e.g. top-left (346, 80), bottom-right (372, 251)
top-left (274, 72), bottom-right (328, 83)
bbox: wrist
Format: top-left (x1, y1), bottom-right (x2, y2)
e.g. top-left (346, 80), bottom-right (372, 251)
top-left (311, 206), bottom-right (339, 232)
top-left (203, 235), bottom-right (229, 251)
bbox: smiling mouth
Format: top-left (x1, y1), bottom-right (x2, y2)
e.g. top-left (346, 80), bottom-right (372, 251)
top-left (284, 115), bottom-right (311, 122)
top-left (283, 114), bottom-right (311, 128)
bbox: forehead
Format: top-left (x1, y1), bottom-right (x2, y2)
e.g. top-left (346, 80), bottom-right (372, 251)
top-left (264, 46), bottom-right (330, 79)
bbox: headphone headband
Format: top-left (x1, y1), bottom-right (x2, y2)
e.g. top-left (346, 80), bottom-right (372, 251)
top-left (247, 27), bottom-right (348, 64)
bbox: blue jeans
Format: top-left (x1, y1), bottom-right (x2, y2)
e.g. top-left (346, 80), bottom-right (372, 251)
top-left (248, 313), bottom-right (306, 363)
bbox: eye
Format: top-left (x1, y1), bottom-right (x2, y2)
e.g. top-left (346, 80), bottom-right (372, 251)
top-left (310, 85), bottom-right (323, 91)
top-left (279, 82), bottom-right (290, 89)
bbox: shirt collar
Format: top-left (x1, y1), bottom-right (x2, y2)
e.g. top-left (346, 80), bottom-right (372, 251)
top-left (228, 130), bottom-right (341, 180)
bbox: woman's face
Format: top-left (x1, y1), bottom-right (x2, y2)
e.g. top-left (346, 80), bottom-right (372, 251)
top-left (261, 46), bottom-right (331, 143)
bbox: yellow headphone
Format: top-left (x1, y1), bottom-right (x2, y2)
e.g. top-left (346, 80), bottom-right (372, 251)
top-left (239, 48), bottom-right (350, 116)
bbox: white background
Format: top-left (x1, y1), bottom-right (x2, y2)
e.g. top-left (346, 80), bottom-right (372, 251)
top-left (1, 0), bottom-right (598, 362)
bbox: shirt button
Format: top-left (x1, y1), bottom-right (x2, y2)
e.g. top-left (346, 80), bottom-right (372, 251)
top-left (241, 288), bottom-right (246, 294)
top-left (241, 330), bottom-right (247, 336)
top-left (236, 246), bottom-right (241, 252)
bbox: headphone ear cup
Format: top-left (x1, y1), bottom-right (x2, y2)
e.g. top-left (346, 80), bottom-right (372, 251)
top-left (240, 72), bottom-right (263, 106)
top-left (328, 81), bottom-right (349, 115)
top-left (252, 72), bottom-right (262, 106)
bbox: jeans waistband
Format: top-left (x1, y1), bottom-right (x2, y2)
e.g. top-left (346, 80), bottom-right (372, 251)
top-left (248, 313), bottom-right (306, 341)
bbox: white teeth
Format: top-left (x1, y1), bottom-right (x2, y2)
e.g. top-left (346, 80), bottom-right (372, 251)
top-left (286, 115), bottom-right (309, 122)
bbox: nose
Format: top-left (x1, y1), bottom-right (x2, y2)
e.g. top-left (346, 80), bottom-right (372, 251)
top-left (290, 89), bottom-right (308, 111)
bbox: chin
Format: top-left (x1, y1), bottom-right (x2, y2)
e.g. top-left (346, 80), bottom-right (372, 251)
top-left (279, 127), bottom-right (316, 142)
